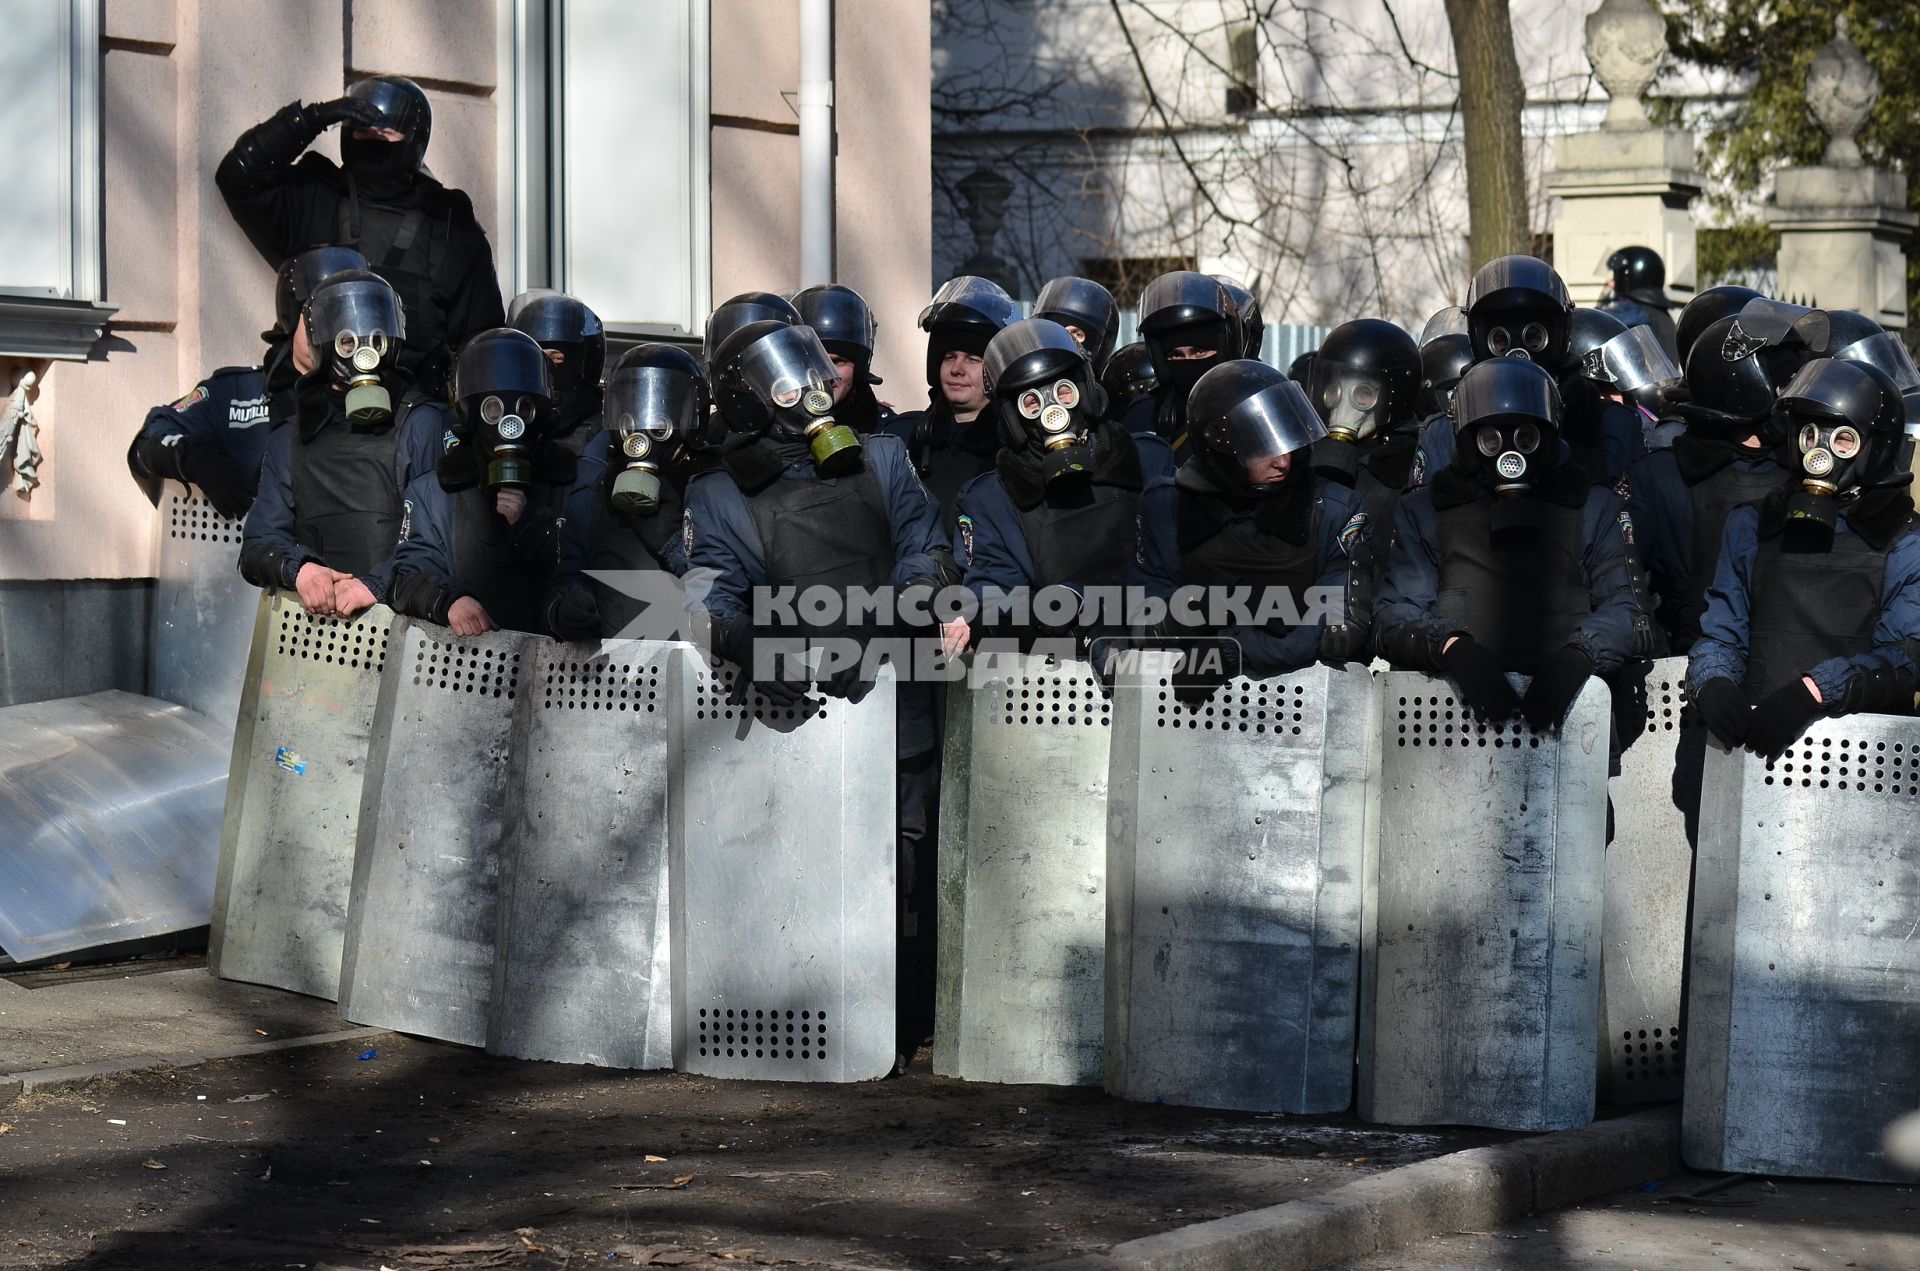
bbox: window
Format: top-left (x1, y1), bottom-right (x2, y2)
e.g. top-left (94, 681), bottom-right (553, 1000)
top-left (0, 0), bottom-right (112, 359)
top-left (1225, 25), bottom-right (1259, 118)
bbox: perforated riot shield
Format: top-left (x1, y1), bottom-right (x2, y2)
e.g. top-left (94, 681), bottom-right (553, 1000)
top-left (1105, 658), bottom-right (1378, 1113)
top-left (210, 595), bottom-right (394, 1000)
top-left (338, 620), bottom-right (532, 1047)
top-left (669, 654), bottom-right (897, 1082)
top-left (151, 491), bottom-right (256, 731)
top-left (1360, 673), bottom-right (1610, 1132)
top-left (1603, 659), bottom-right (1698, 1102)
top-left (488, 638), bottom-right (676, 1070)
top-left (1684, 725), bottom-right (1920, 1182)
top-left (934, 654), bottom-right (1109, 1087)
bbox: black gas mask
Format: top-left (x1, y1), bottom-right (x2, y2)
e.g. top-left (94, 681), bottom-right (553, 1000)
top-left (1138, 271), bottom-right (1238, 410)
top-left (1465, 255), bottom-right (1572, 366)
top-left (453, 328), bottom-right (553, 490)
top-left (1449, 357), bottom-right (1564, 535)
top-left (1187, 359), bottom-right (1327, 497)
top-left (735, 322), bottom-right (863, 475)
top-left (304, 268), bottom-right (406, 428)
top-left (604, 343), bottom-right (706, 515)
top-left (509, 291), bottom-right (606, 430)
top-left (985, 319), bottom-right (1103, 485)
top-left (1774, 358), bottom-right (1906, 551)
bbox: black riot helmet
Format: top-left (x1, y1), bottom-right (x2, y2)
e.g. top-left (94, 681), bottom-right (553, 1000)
top-left (984, 319), bottom-right (1103, 484)
top-left (1418, 334), bottom-right (1474, 419)
top-left (1567, 308), bottom-right (1630, 378)
top-left (275, 246), bottom-right (368, 337)
top-left (1465, 255), bottom-right (1573, 366)
top-left (704, 292), bottom-right (800, 433)
top-left (1799, 309), bottom-right (1920, 395)
top-left (1287, 350), bottom-right (1316, 385)
top-left (453, 328), bottom-right (553, 490)
top-left (509, 291), bottom-right (606, 426)
top-left (1676, 314), bottom-right (1781, 435)
top-left (1675, 284), bottom-right (1763, 366)
top-left (1605, 246), bottom-right (1669, 309)
top-left (794, 284), bottom-right (880, 380)
top-left (1419, 306), bottom-right (1469, 347)
top-left (1578, 321), bottom-right (1683, 414)
top-left (733, 321), bottom-right (863, 475)
top-left (1723, 296), bottom-right (1826, 391)
top-left (1033, 276), bottom-right (1120, 371)
top-left (1100, 340), bottom-right (1156, 410)
top-left (1138, 270), bottom-right (1238, 403)
top-left (305, 268), bottom-right (406, 426)
top-left (1775, 358), bottom-right (1908, 549)
top-left (345, 75), bottom-right (432, 171)
top-left (1186, 359), bottom-right (1327, 496)
top-left (919, 275), bottom-right (1020, 384)
top-left (1210, 275), bottom-right (1265, 359)
top-left (1307, 318), bottom-right (1421, 442)
top-left (1448, 356), bottom-right (1563, 495)
top-left (603, 343), bottom-right (707, 515)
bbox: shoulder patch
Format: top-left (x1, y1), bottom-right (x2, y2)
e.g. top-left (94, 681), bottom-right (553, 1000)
top-left (681, 508), bottom-right (695, 558)
top-left (956, 513), bottom-right (976, 565)
top-left (1409, 446), bottom-right (1427, 490)
top-left (398, 499), bottom-right (413, 543)
top-left (1338, 509), bottom-right (1371, 560)
top-left (171, 385), bottom-right (209, 412)
top-left (1616, 506), bottom-right (1636, 547)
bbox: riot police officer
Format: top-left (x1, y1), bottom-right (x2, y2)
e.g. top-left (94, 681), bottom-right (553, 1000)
top-left (1308, 319), bottom-right (1424, 529)
top-left (217, 76), bottom-right (504, 397)
top-left (240, 270), bottom-right (450, 617)
top-left (1416, 306), bottom-right (1474, 426)
top-left (1101, 341), bottom-right (1156, 416)
top-left (894, 276), bottom-right (1021, 524)
top-left (1133, 271), bottom-right (1241, 451)
top-left (1210, 275), bottom-right (1265, 359)
top-left (1598, 245), bottom-right (1679, 361)
top-left (1689, 358), bottom-right (1920, 759)
top-left (509, 291), bottom-right (605, 458)
top-left (1674, 284), bottom-right (1762, 367)
top-left (795, 283), bottom-right (896, 436)
top-left (1563, 307), bottom-right (1666, 477)
top-left (1134, 360), bottom-right (1372, 700)
top-left (390, 329), bottom-right (582, 636)
top-left (1377, 357), bottom-right (1649, 731)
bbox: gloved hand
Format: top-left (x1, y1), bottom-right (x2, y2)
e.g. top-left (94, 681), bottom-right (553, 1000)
top-left (1746, 678), bottom-right (1823, 760)
top-left (1521, 646), bottom-right (1593, 733)
top-left (178, 447), bottom-right (254, 521)
top-left (1171, 637), bottom-right (1239, 706)
top-left (725, 628), bottom-right (810, 708)
top-left (1691, 677), bottom-right (1750, 748)
top-left (1440, 635), bottom-right (1520, 726)
top-left (308, 95), bottom-right (384, 131)
top-left (819, 660), bottom-right (873, 703)
top-left (546, 585), bottom-right (601, 642)
top-left (625, 482), bottom-right (686, 558)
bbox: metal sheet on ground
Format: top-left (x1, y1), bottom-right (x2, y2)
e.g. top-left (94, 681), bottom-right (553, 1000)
top-left (150, 490), bottom-right (255, 732)
top-left (670, 653), bottom-right (897, 1082)
top-left (1603, 658), bottom-right (1698, 1103)
top-left (934, 654), bottom-right (1109, 1087)
top-left (489, 638), bottom-right (676, 1069)
top-left (1104, 658), bottom-right (1377, 1113)
top-left (339, 621), bottom-right (532, 1047)
top-left (0, 691), bottom-right (228, 961)
top-left (1360, 673), bottom-right (1610, 1132)
top-left (1684, 726), bottom-right (1920, 1182)
top-left (210, 597), bottom-right (394, 1000)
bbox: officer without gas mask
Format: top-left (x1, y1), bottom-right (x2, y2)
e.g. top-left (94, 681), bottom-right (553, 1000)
top-left (1597, 245), bottom-right (1680, 362)
top-left (1211, 275), bottom-right (1266, 361)
top-left (240, 270), bottom-right (451, 618)
top-left (218, 75), bottom-right (504, 398)
top-left (1689, 358), bottom-right (1920, 760)
top-left (892, 276), bottom-right (1022, 524)
top-left (795, 284), bottom-right (897, 437)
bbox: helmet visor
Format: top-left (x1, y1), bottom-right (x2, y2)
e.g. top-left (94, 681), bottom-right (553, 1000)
top-left (1451, 363), bottom-right (1559, 431)
top-left (1223, 379), bottom-right (1327, 461)
top-left (1033, 277), bottom-right (1115, 332)
top-left (1734, 297), bottom-right (1817, 344)
top-left (307, 276), bottom-right (405, 351)
top-left (1595, 325), bottom-right (1682, 393)
top-left (1836, 331), bottom-right (1920, 394)
top-left (736, 324), bottom-right (840, 409)
top-left (1419, 305), bottom-right (1469, 346)
top-left (918, 275), bottom-right (1018, 329)
top-left (606, 365), bottom-right (701, 448)
top-left (795, 287), bottom-right (877, 352)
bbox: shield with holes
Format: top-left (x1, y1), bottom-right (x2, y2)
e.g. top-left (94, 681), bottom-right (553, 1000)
top-left (1104, 656), bottom-right (1379, 1113)
top-left (668, 650), bottom-right (897, 1082)
top-left (933, 653), bottom-right (1110, 1087)
top-left (151, 490), bottom-right (257, 730)
top-left (210, 595), bottom-right (395, 1000)
top-left (338, 619), bottom-right (533, 1046)
top-left (488, 638), bottom-right (677, 1069)
top-left (1602, 657), bottom-right (1699, 1103)
top-left (1683, 728), bottom-right (1920, 1182)
top-left (1359, 672), bottom-right (1611, 1132)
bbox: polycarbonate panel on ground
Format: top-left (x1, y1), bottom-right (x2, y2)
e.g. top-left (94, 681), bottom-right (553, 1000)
top-left (210, 596), bottom-right (394, 1000)
top-left (489, 639), bottom-right (676, 1069)
top-left (670, 654), bottom-right (897, 1082)
top-left (339, 621), bottom-right (531, 1047)
top-left (934, 654), bottom-right (1109, 1087)
top-left (1684, 725), bottom-right (1920, 1182)
top-left (1360, 673), bottom-right (1610, 1132)
top-left (1603, 658), bottom-right (1698, 1103)
top-left (0, 692), bottom-right (228, 961)
top-left (150, 490), bottom-right (255, 732)
top-left (1104, 658), bottom-right (1377, 1113)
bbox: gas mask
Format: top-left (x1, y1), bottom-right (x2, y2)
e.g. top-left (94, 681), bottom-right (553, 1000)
top-left (985, 319), bottom-right (1102, 485)
top-left (604, 344), bottom-right (705, 516)
top-left (1773, 359), bottom-right (1907, 551)
top-left (1465, 256), bottom-right (1573, 366)
top-left (304, 269), bottom-right (406, 428)
top-left (1449, 357), bottom-right (1564, 534)
top-left (737, 323), bottom-right (862, 475)
top-left (453, 328), bottom-right (553, 490)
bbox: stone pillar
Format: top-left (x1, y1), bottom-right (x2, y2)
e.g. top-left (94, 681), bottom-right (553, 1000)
top-left (1766, 17), bottom-right (1915, 328)
top-left (1547, 0), bottom-right (1701, 307)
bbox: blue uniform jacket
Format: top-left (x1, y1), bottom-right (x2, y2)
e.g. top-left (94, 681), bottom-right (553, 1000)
top-left (1688, 505), bottom-right (1920, 702)
top-left (1624, 445), bottom-right (1782, 648)
top-left (128, 365), bottom-right (275, 494)
top-left (1375, 480), bottom-right (1646, 675)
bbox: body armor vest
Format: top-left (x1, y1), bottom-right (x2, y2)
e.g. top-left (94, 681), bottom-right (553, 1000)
top-left (290, 411), bottom-right (408, 578)
top-left (1015, 483), bottom-right (1141, 590)
top-left (746, 463), bottom-right (895, 640)
top-left (1433, 495), bottom-right (1591, 674)
top-left (1744, 527), bottom-right (1889, 699)
top-left (1680, 460), bottom-right (1786, 645)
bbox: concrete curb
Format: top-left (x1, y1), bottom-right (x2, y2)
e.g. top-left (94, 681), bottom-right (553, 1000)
top-left (0, 1027), bottom-right (390, 1101)
top-left (1047, 1107), bottom-right (1681, 1271)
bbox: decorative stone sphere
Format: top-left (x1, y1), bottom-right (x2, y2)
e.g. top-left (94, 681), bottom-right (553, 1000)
top-left (1585, 0), bottom-right (1667, 130)
top-left (1806, 15), bottom-right (1878, 167)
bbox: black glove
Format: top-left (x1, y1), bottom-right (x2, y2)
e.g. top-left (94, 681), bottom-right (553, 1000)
top-left (725, 627), bottom-right (810, 708)
top-left (1520, 646), bottom-right (1593, 733)
top-left (1440, 635), bottom-right (1520, 726)
top-left (1691, 677), bottom-right (1750, 748)
top-left (178, 447), bottom-right (254, 521)
top-left (546, 585), bottom-right (601, 642)
top-left (1746, 679), bottom-right (1823, 761)
top-left (624, 483), bottom-right (686, 559)
top-left (819, 659), bottom-right (874, 702)
top-left (307, 95), bottom-right (384, 130)
top-left (1171, 637), bottom-right (1239, 706)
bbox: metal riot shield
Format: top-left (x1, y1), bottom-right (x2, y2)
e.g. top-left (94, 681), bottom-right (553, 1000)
top-left (934, 653), bottom-right (1109, 1087)
top-left (337, 620), bottom-right (532, 1047)
top-left (488, 638), bottom-right (677, 1069)
top-left (1684, 725), bottom-right (1920, 1182)
top-left (1602, 659), bottom-right (1698, 1103)
top-left (1105, 657), bottom-right (1378, 1113)
top-left (210, 594), bottom-right (394, 1000)
top-left (669, 652), bottom-right (897, 1082)
top-left (150, 490), bottom-right (256, 731)
top-left (1360, 673), bottom-right (1610, 1132)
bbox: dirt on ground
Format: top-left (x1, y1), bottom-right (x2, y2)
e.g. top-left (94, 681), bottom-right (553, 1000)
top-left (0, 1033), bottom-right (1514, 1270)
